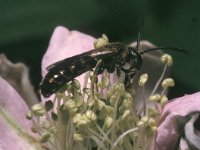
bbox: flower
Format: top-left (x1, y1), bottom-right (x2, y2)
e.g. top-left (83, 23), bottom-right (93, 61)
top-left (0, 26), bottom-right (200, 149)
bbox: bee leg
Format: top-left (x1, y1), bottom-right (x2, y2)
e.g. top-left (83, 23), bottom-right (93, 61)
top-left (92, 60), bottom-right (103, 94)
top-left (121, 68), bottom-right (136, 87)
top-left (114, 66), bottom-right (122, 83)
top-left (116, 66), bottom-right (121, 77)
top-left (126, 71), bottom-right (136, 87)
top-left (94, 60), bottom-right (103, 75)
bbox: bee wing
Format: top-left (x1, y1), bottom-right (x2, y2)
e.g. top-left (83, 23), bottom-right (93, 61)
top-left (46, 44), bottom-right (120, 72)
top-left (46, 59), bottom-right (67, 71)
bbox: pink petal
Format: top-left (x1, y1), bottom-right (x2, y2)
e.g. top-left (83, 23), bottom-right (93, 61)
top-left (0, 119), bottom-right (38, 150)
top-left (0, 77), bottom-right (37, 149)
top-left (0, 54), bottom-right (39, 107)
top-left (0, 77), bottom-right (31, 128)
top-left (42, 26), bottom-right (95, 77)
top-left (154, 92), bottom-right (200, 149)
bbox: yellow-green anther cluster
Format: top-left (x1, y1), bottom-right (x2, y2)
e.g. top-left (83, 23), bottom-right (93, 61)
top-left (49, 126), bottom-right (57, 134)
top-left (122, 109), bottom-right (131, 120)
top-left (27, 35), bottom-right (177, 150)
top-left (97, 76), bottom-right (110, 88)
top-left (161, 53), bottom-right (173, 66)
top-left (104, 105), bottom-right (114, 114)
top-left (138, 73), bottom-right (148, 86)
top-left (93, 34), bottom-right (109, 49)
top-left (85, 110), bottom-right (97, 121)
top-left (83, 87), bottom-right (91, 95)
top-left (162, 78), bottom-right (175, 88)
top-left (73, 113), bottom-right (90, 127)
top-left (45, 100), bottom-right (54, 112)
top-left (137, 116), bottom-right (157, 135)
top-left (73, 133), bottom-right (84, 142)
top-left (112, 83), bottom-right (125, 95)
top-left (75, 95), bottom-right (84, 107)
top-left (148, 108), bottom-right (160, 117)
top-left (149, 93), bottom-right (168, 107)
top-left (31, 103), bottom-right (46, 116)
top-left (73, 111), bottom-right (97, 127)
top-left (110, 95), bottom-right (117, 106)
top-left (63, 99), bottom-right (78, 115)
top-left (104, 116), bottom-right (114, 128)
top-left (26, 111), bottom-right (33, 120)
top-left (39, 132), bottom-right (51, 143)
top-left (31, 126), bottom-right (38, 133)
top-left (71, 79), bottom-right (81, 90)
top-left (122, 98), bottom-right (132, 109)
top-left (96, 100), bottom-right (106, 110)
top-left (160, 95), bottom-right (168, 107)
top-left (149, 94), bottom-right (161, 102)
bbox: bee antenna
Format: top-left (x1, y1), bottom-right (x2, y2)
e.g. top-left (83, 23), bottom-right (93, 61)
top-left (140, 47), bottom-right (188, 55)
top-left (136, 18), bottom-right (145, 51)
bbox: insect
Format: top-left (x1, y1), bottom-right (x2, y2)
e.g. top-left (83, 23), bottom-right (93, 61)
top-left (40, 32), bottom-right (187, 98)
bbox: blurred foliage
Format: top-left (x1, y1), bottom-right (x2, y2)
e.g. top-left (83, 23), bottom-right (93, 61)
top-left (0, 0), bottom-right (199, 98)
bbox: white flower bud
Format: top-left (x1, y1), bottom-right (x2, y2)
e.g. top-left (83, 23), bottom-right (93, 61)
top-left (161, 54), bottom-right (173, 66)
top-left (138, 73), bottom-right (148, 86)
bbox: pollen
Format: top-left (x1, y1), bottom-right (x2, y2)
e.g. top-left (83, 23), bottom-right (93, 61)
top-left (93, 34), bottom-right (109, 48)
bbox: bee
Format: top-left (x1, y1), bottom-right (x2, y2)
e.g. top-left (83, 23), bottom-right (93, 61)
top-left (40, 32), bottom-right (186, 98)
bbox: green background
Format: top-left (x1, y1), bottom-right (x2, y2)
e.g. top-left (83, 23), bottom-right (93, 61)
top-left (0, 0), bottom-right (199, 98)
